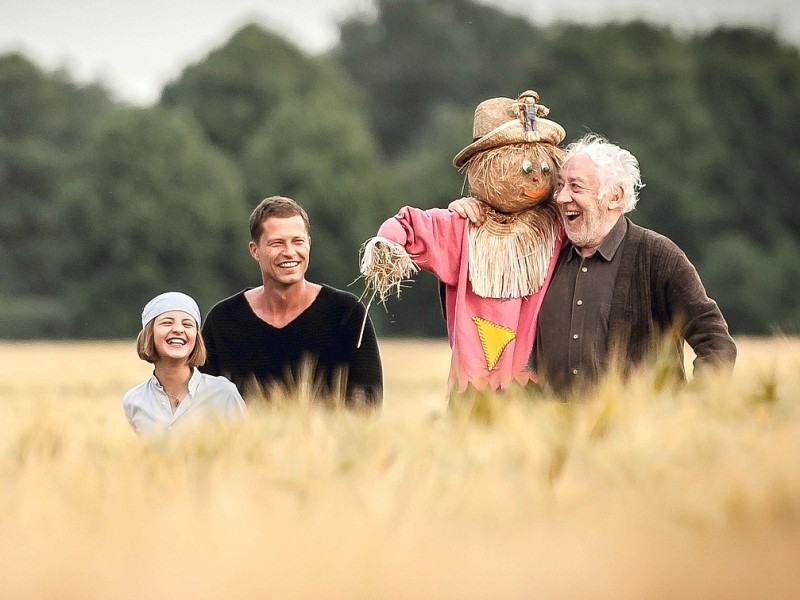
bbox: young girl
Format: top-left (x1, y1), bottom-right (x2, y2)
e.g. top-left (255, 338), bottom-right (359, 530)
top-left (123, 291), bottom-right (246, 435)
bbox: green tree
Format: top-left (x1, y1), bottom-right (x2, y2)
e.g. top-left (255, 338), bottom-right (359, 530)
top-left (58, 106), bottom-right (249, 338)
top-left (692, 28), bottom-right (800, 244)
top-left (700, 231), bottom-right (800, 334)
top-left (161, 24), bottom-right (348, 158)
top-left (0, 53), bottom-right (112, 337)
top-left (335, 0), bottom-right (543, 156)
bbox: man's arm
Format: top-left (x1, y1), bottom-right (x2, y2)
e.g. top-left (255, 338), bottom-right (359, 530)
top-left (200, 310), bottom-right (222, 377)
top-left (666, 249), bottom-right (737, 374)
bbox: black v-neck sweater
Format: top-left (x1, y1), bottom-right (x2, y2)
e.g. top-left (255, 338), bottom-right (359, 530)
top-left (200, 285), bottom-right (382, 407)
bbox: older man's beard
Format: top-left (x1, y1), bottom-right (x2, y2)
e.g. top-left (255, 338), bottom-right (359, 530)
top-left (563, 203), bottom-right (603, 250)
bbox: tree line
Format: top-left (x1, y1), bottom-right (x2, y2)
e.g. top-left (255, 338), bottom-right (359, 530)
top-left (2, 0), bottom-right (799, 339)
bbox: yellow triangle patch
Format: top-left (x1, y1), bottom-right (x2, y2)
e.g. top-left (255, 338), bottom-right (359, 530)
top-left (472, 317), bottom-right (516, 371)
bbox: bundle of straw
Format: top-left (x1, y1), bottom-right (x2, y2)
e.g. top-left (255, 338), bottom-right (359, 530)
top-left (467, 204), bottom-right (558, 298)
top-left (355, 237), bottom-right (420, 348)
top-left (359, 236), bottom-right (419, 305)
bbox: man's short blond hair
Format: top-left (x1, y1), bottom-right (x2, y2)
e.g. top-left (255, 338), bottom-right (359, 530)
top-left (249, 196), bottom-right (311, 242)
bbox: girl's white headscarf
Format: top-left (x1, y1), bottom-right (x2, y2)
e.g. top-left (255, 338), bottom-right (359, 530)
top-left (141, 292), bottom-right (201, 327)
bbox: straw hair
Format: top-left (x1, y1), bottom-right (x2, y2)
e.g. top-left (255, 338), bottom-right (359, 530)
top-left (467, 204), bottom-right (559, 298)
top-left (356, 237), bottom-right (420, 349)
top-left (453, 90), bottom-right (566, 169)
top-left (359, 237), bottom-right (419, 305)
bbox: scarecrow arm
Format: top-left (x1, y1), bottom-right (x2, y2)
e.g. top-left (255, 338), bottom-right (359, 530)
top-left (376, 207), bottom-right (467, 283)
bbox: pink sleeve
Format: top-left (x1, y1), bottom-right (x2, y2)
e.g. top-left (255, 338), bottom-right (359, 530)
top-left (376, 207), bottom-right (466, 286)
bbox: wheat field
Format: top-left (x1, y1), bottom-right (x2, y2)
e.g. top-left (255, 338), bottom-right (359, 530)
top-left (1, 337), bottom-right (799, 599)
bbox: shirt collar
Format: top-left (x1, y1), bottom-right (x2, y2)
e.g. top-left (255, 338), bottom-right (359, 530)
top-left (149, 367), bottom-right (201, 396)
top-left (597, 216), bottom-right (627, 260)
top-left (566, 216), bottom-right (627, 262)
top-left (188, 367), bottom-right (201, 395)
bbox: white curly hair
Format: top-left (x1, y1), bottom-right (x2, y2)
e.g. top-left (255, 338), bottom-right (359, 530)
top-left (563, 133), bottom-right (644, 213)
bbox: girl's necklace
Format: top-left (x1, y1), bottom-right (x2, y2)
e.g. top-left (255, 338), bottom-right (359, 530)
top-left (165, 388), bottom-right (188, 407)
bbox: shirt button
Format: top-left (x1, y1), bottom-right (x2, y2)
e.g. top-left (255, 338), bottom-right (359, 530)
top-left (581, 266), bottom-right (588, 273)
top-left (573, 334), bottom-right (579, 339)
top-left (572, 368), bottom-right (579, 375)
top-left (161, 401), bottom-right (167, 406)
top-left (576, 300), bottom-right (583, 306)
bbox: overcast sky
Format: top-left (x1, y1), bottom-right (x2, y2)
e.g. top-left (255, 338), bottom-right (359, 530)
top-left (3, 0), bottom-right (798, 104)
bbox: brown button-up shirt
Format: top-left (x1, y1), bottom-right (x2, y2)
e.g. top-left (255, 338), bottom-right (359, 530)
top-left (532, 216), bottom-right (627, 394)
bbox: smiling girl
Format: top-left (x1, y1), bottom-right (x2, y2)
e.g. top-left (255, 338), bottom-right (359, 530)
top-left (123, 292), bottom-right (246, 435)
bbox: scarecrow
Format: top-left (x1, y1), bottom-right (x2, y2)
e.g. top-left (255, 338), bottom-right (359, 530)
top-left (360, 90), bottom-right (566, 392)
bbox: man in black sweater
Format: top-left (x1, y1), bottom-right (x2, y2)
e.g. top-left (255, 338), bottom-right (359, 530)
top-left (201, 196), bottom-right (383, 408)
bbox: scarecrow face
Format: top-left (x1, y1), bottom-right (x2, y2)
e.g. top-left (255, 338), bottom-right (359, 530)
top-left (467, 143), bottom-right (560, 214)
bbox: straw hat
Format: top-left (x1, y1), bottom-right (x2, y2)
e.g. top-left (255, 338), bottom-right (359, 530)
top-left (452, 90), bottom-right (565, 168)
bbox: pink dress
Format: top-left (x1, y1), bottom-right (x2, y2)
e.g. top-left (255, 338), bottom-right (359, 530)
top-left (378, 207), bottom-right (564, 392)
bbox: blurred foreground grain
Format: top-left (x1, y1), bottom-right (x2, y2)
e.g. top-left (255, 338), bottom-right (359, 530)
top-left (1, 337), bottom-right (799, 599)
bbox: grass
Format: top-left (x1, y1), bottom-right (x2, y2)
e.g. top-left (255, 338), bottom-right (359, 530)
top-left (1, 337), bottom-right (799, 598)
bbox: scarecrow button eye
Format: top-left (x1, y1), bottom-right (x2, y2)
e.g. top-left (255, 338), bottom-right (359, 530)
top-left (541, 162), bottom-right (551, 174)
top-left (522, 160), bottom-right (534, 174)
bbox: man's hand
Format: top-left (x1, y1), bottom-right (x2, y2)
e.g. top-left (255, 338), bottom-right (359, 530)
top-left (448, 197), bottom-right (486, 225)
